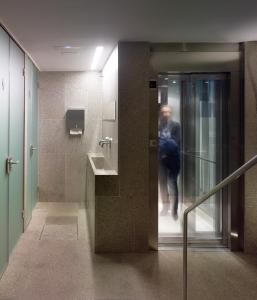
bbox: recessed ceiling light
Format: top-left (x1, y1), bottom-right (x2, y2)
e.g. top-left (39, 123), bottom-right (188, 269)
top-left (61, 51), bottom-right (80, 55)
top-left (54, 45), bottom-right (81, 51)
top-left (91, 46), bottom-right (104, 70)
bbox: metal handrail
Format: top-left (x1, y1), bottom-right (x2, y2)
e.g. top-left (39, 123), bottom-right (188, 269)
top-left (183, 154), bottom-right (257, 300)
top-left (182, 151), bottom-right (216, 164)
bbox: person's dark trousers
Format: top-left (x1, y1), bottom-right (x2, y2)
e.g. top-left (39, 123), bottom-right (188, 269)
top-left (159, 161), bottom-right (179, 215)
top-left (168, 172), bottom-right (179, 215)
top-left (159, 161), bottom-right (169, 204)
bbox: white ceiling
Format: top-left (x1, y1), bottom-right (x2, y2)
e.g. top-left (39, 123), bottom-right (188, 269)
top-left (1, 0), bottom-right (257, 71)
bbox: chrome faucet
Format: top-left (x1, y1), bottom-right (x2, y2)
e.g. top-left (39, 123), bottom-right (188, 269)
top-left (99, 137), bottom-right (113, 148)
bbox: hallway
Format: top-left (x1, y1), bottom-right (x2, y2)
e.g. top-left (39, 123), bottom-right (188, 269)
top-left (0, 2), bottom-right (257, 300)
top-left (0, 203), bottom-right (257, 300)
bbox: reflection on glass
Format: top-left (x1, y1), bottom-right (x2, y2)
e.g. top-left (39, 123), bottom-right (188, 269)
top-left (158, 74), bottom-right (227, 244)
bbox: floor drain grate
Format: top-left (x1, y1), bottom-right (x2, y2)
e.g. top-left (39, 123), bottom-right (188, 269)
top-left (45, 216), bottom-right (78, 225)
top-left (40, 216), bottom-right (78, 240)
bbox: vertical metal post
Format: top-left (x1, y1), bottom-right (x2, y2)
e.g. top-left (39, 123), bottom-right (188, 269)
top-left (183, 212), bottom-right (188, 300)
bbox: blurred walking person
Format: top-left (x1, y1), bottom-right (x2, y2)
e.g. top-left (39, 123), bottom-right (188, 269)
top-left (159, 105), bottom-right (180, 219)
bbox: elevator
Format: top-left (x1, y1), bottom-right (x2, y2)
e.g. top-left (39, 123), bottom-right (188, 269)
top-left (158, 73), bottom-right (229, 245)
top-left (148, 43), bottom-right (243, 250)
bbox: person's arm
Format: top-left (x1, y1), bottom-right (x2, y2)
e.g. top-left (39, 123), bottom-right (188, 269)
top-left (173, 122), bottom-right (181, 147)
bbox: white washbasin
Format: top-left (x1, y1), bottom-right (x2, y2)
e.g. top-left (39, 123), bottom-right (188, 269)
top-left (88, 154), bottom-right (117, 175)
top-left (91, 156), bottom-right (112, 170)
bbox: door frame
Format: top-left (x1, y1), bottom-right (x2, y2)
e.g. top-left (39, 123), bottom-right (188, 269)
top-left (148, 43), bottom-right (244, 251)
top-left (157, 72), bottom-right (229, 246)
top-left (24, 56), bottom-right (38, 228)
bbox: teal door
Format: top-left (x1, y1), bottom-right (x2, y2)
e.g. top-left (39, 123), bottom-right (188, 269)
top-left (8, 40), bottom-right (25, 254)
top-left (0, 27), bottom-right (10, 275)
top-left (25, 57), bottom-right (38, 226)
top-left (0, 30), bottom-right (25, 275)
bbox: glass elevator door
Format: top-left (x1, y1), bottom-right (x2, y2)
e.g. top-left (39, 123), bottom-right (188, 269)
top-left (158, 73), bottom-right (228, 245)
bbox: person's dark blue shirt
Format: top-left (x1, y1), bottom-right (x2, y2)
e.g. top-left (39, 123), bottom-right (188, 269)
top-left (159, 137), bottom-right (180, 175)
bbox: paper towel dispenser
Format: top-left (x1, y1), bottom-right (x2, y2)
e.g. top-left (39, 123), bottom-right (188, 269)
top-left (66, 109), bottom-right (85, 136)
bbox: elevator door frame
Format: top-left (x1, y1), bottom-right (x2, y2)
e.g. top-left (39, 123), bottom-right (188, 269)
top-left (148, 43), bottom-right (243, 251)
top-left (158, 72), bottom-right (229, 247)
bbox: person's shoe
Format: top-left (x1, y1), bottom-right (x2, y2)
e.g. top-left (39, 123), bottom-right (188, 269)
top-left (160, 203), bottom-right (170, 216)
top-left (172, 210), bottom-right (178, 220)
top-left (160, 208), bottom-right (169, 216)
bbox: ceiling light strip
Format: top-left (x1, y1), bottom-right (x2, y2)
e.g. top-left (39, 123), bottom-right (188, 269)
top-left (91, 46), bottom-right (104, 70)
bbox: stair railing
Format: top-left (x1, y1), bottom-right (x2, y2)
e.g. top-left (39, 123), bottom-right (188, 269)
top-left (183, 155), bottom-right (257, 300)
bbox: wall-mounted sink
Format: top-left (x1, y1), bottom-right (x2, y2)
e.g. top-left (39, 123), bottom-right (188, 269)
top-left (91, 156), bottom-right (110, 170)
top-left (88, 153), bottom-right (117, 175)
top-left (86, 153), bottom-right (119, 252)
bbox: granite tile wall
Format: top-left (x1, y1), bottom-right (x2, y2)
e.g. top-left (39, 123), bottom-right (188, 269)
top-left (38, 72), bottom-right (102, 202)
top-left (86, 43), bottom-right (151, 252)
top-left (102, 46), bottom-right (118, 172)
top-left (244, 42), bottom-right (257, 253)
top-left (116, 42), bottom-right (150, 252)
top-left (86, 159), bottom-right (95, 249)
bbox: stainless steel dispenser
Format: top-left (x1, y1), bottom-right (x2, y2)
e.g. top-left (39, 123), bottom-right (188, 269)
top-left (66, 109), bottom-right (85, 136)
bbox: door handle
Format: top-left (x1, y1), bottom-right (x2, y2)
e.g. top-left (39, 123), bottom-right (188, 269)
top-left (30, 145), bottom-right (37, 154)
top-left (10, 159), bottom-right (19, 164)
top-left (6, 157), bottom-right (19, 174)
